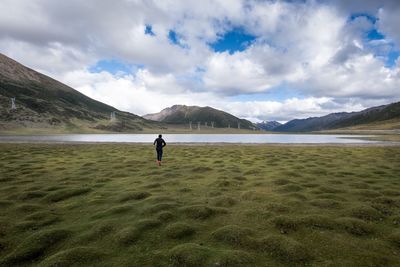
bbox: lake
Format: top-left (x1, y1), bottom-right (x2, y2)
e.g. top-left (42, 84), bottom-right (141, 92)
top-left (0, 134), bottom-right (379, 144)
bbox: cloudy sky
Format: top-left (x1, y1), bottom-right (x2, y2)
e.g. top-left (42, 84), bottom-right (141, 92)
top-left (1, 0), bottom-right (399, 122)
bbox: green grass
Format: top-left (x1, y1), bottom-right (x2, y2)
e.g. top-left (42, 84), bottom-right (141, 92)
top-left (0, 144), bottom-right (400, 266)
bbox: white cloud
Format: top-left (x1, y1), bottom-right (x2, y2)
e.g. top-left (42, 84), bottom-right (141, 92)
top-left (377, 2), bottom-right (400, 48)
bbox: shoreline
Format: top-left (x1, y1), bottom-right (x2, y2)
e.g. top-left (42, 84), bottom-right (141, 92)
top-left (0, 141), bottom-right (399, 146)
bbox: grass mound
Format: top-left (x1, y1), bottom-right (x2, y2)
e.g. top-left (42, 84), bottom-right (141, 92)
top-left (240, 190), bottom-right (268, 201)
top-left (0, 200), bottom-right (13, 207)
top-left (157, 211), bottom-right (175, 222)
top-left (277, 184), bottom-right (303, 193)
top-left (168, 243), bottom-right (211, 267)
top-left (389, 231), bottom-right (400, 247)
top-left (272, 214), bottom-right (338, 232)
top-left (115, 226), bottom-right (141, 245)
top-left (349, 205), bottom-right (382, 221)
top-left (145, 202), bottom-right (177, 214)
top-left (211, 196), bottom-right (237, 207)
top-left (1, 229), bottom-right (71, 265)
top-left (40, 247), bottom-right (106, 267)
top-left (372, 196), bottom-right (398, 206)
top-left (143, 182), bottom-right (161, 188)
top-left (309, 199), bottom-right (342, 209)
top-left (165, 222), bottom-right (196, 239)
top-left (18, 190), bottom-right (47, 200)
top-left (92, 205), bottom-right (133, 219)
top-left (16, 212), bottom-right (60, 231)
top-left (257, 235), bottom-right (311, 263)
top-left (118, 191), bottom-right (151, 202)
top-left (15, 204), bottom-right (43, 213)
top-left (135, 219), bottom-right (162, 230)
top-left (271, 215), bottom-right (300, 233)
top-left (211, 225), bottom-right (253, 247)
top-left (43, 188), bottom-right (91, 202)
top-left (299, 215), bottom-right (337, 230)
top-left (83, 221), bottom-right (117, 242)
top-left (192, 166), bottom-right (212, 172)
top-left (272, 178), bottom-right (292, 185)
top-left (214, 249), bottom-right (254, 266)
top-left (355, 189), bottom-right (382, 198)
top-left (180, 205), bottom-right (227, 220)
top-left (266, 203), bottom-right (290, 213)
top-left (336, 217), bottom-right (374, 236)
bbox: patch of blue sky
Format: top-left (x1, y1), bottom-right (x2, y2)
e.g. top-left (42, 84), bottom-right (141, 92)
top-left (168, 30), bottom-right (188, 49)
top-left (386, 51), bottom-right (400, 67)
top-left (145, 24), bottom-right (155, 36)
top-left (228, 84), bottom-right (303, 102)
top-left (367, 29), bottom-right (384, 40)
top-left (210, 27), bottom-right (256, 54)
top-left (349, 13), bottom-right (377, 23)
top-left (168, 30), bottom-right (178, 44)
top-left (88, 59), bottom-right (143, 75)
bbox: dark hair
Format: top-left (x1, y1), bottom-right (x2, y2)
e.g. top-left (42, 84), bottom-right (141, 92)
top-left (159, 134), bottom-right (162, 138)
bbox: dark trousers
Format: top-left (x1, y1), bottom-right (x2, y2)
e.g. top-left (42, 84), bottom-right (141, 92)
top-left (156, 148), bottom-right (163, 161)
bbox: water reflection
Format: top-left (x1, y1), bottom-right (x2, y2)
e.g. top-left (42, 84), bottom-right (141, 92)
top-left (0, 134), bottom-right (379, 144)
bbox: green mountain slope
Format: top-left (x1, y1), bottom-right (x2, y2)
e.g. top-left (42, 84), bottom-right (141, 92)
top-left (144, 105), bottom-right (256, 130)
top-left (0, 53), bottom-right (161, 133)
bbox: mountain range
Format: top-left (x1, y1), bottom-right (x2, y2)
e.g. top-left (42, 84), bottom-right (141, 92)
top-left (256, 121), bottom-right (282, 131)
top-left (274, 102), bottom-right (400, 132)
top-left (144, 105), bottom-right (255, 130)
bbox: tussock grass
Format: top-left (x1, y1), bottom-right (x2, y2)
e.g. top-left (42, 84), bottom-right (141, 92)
top-left (211, 196), bottom-right (237, 207)
top-left (43, 188), bottom-right (91, 202)
top-left (117, 191), bottom-right (151, 202)
top-left (114, 226), bottom-right (141, 245)
top-left (168, 243), bottom-right (211, 266)
top-left (0, 144), bottom-right (399, 266)
top-left (336, 217), bottom-right (375, 236)
top-left (212, 225), bottom-right (254, 246)
top-left (40, 247), bottom-right (106, 267)
top-left (348, 205), bottom-right (383, 221)
top-left (257, 235), bottom-right (311, 263)
top-left (165, 222), bottom-right (196, 239)
top-left (0, 229), bottom-right (71, 265)
top-left (180, 205), bottom-right (227, 220)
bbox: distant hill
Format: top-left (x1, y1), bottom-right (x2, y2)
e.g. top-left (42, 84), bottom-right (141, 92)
top-left (0, 53), bottom-right (161, 132)
top-left (256, 121), bottom-right (282, 131)
top-left (144, 105), bottom-right (256, 129)
top-left (275, 102), bottom-right (400, 132)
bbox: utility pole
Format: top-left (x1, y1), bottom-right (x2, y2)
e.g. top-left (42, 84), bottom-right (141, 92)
top-left (10, 97), bottom-right (16, 110)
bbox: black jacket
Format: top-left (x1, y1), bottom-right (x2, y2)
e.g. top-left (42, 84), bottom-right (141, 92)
top-left (154, 137), bottom-right (166, 149)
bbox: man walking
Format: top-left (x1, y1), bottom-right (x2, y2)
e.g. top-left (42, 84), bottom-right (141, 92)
top-left (153, 134), bottom-right (166, 166)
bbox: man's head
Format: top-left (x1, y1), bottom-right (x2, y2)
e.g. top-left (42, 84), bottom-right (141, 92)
top-left (159, 134), bottom-right (162, 138)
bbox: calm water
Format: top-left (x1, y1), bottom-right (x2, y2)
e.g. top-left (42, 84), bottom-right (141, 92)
top-left (0, 134), bottom-right (379, 144)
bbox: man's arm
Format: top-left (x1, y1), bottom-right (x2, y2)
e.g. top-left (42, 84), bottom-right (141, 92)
top-left (153, 139), bottom-right (156, 145)
top-left (162, 139), bottom-right (166, 147)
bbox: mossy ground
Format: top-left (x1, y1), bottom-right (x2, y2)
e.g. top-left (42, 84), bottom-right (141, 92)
top-left (0, 144), bottom-right (399, 266)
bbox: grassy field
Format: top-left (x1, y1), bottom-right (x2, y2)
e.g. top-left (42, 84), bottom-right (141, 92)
top-left (0, 144), bottom-right (400, 266)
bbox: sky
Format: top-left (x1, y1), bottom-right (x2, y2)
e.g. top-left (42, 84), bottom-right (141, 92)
top-left (0, 0), bottom-right (399, 122)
